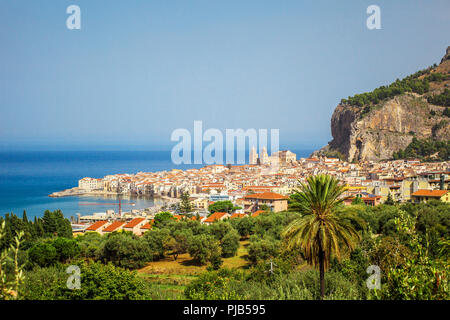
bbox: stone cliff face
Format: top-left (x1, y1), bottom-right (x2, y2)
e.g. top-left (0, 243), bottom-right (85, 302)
top-left (314, 47), bottom-right (450, 162)
top-left (325, 94), bottom-right (447, 161)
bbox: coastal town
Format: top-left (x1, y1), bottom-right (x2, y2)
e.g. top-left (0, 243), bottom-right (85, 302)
top-left (2, 1), bottom-right (450, 303)
top-left (58, 148), bottom-right (450, 235)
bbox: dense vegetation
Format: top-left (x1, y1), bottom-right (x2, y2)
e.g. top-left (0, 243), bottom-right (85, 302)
top-left (340, 71), bottom-right (449, 108)
top-left (392, 137), bottom-right (450, 161)
top-left (428, 89), bottom-right (450, 107)
top-left (0, 209), bottom-right (244, 299)
top-left (184, 200), bottom-right (449, 300)
top-left (20, 261), bottom-right (150, 300)
top-left (0, 210), bottom-right (72, 252)
top-left (282, 175), bottom-right (361, 298)
top-left (340, 66), bottom-right (449, 121)
top-left (208, 200), bottom-right (241, 215)
top-left (1, 188), bottom-right (449, 300)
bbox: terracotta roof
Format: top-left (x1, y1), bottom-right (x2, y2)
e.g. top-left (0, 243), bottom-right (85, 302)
top-left (123, 218), bottom-right (145, 229)
top-left (103, 221), bottom-right (125, 232)
top-left (243, 186), bottom-right (275, 191)
top-left (140, 222), bottom-right (152, 230)
top-left (244, 192), bottom-right (288, 200)
top-left (251, 210), bottom-right (265, 217)
top-left (411, 190), bottom-right (448, 197)
top-left (86, 220), bottom-right (108, 231)
top-left (230, 213), bottom-right (247, 219)
top-left (204, 212), bottom-right (228, 223)
top-left (362, 196), bottom-right (382, 201)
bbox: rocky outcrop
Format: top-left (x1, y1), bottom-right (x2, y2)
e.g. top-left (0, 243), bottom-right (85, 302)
top-left (313, 47), bottom-right (450, 162)
top-left (441, 46), bottom-right (450, 64)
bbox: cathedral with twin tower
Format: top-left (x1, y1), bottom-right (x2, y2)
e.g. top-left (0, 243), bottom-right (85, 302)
top-left (249, 147), bottom-right (297, 166)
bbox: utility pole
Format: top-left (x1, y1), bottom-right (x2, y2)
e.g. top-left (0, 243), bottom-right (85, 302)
top-left (266, 259), bottom-right (277, 275)
top-left (117, 179), bottom-right (122, 217)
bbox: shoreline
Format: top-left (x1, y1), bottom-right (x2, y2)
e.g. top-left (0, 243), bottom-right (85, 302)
top-left (48, 188), bottom-right (178, 203)
top-left (48, 188), bottom-right (180, 217)
top-left (49, 187), bottom-right (114, 198)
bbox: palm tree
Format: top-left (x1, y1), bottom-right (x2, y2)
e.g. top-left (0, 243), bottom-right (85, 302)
top-left (282, 174), bottom-right (361, 299)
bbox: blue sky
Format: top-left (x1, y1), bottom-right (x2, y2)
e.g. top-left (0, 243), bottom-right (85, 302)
top-left (0, 0), bottom-right (449, 151)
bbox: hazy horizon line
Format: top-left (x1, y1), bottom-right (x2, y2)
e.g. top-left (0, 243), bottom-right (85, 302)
top-left (0, 143), bottom-right (324, 152)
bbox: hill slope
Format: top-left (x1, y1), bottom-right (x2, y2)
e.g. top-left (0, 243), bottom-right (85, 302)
top-left (313, 47), bottom-right (450, 162)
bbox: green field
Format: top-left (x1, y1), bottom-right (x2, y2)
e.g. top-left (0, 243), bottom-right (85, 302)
top-left (138, 240), bottom-right (251, 299)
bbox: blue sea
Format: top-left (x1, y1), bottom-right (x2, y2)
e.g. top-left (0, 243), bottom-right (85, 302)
top-left (0, 150), bottom-right (313, 219)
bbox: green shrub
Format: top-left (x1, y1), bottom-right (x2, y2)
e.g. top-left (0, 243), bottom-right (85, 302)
top-left (99, 232), bottom-right (153, 269)
top-left (221, 230), bottom-right (240, 258)
top-left (20, 265), bottom-right (67, 300)
top-left (186, 269), bottom-right (361, 300)
top-left (184, 269), bottom-right (244, 300)
top-left (392, 138), bottom-right (450, 161)
top-left (233, 217), bottom-right (255, 238)
top-left (187, 234), bottom-right (222, 266)
top-left (378, 211), bottom-right (449, 300)
top-left (427, 88), bottom-right (450, 106)
top-left (209, 221), bottom-right (233, 240)
top-left (52, 237), bottom-right (80, 263)
top-left (28, 242), bottom-right (58, 267)
top-left (208, 200), bottom-right (240, 214)
top-left (142, 228), bottom-right (171, 259)
top-left (21, 262), bottom-right (150, 300)
top-left (265, 270), bottom-right (361, 300)
top-left (247, 239), bottom-right (280, 264)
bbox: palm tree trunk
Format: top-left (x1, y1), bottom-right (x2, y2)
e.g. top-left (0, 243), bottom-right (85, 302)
top-left (319, 247), bottom-right (325, 300)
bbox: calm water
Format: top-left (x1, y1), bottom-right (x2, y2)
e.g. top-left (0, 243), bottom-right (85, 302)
top-left (0, 150), bottom-right (313, 219)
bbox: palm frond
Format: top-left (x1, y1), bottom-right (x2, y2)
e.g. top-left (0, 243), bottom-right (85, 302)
top-left (283, 175), bottom-right (361, 270)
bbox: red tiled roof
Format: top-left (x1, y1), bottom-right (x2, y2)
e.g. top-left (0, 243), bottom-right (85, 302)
top-left (140, 222), bottom-right (152, 230)
top-left (230, 213), bottom-right (246, 219)
top-left (204, 212), bottom-right (228, 223)
top-left (244, 192), bottom-right (288, 200)
top-left (251, 210), bottom-right (265, 217)
top-left (123, 218), bottom-right (145, 229)
top-left (412, 190), bottom-right (448, 197)
top-left (103, 221), bottom-right (125, 232)
top-left (86, 220), bottom-right (108, 231)
top-left (243, 186), bottom-right (275, 191)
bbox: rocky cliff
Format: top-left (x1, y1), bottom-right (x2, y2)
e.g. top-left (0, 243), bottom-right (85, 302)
top-left (313, 47), bottom-right (450, 162)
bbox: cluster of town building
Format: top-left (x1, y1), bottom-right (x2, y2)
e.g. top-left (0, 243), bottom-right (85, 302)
top-left (74, 149), bottom-right (449, 235)
top-left (81, 207), bottom-right (275, 236)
